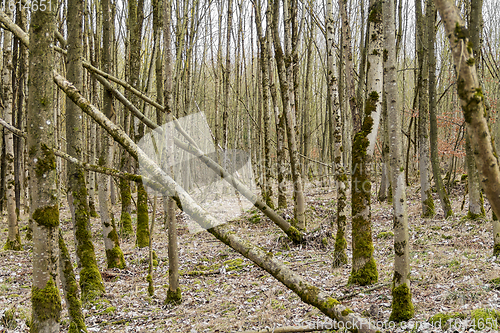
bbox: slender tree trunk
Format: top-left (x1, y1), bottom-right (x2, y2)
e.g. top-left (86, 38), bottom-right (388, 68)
top-left (349, 0), bottom-right (382, 286)
top-left (223, 0), bottom-right (233, 160)
top-left (58, 231), bottom-right (87, 332)
top-left (384, 0), bottom-right (414, 322)
top-left (2, 5), bottom-right (21, 251)
top-left (254, 0), bottom-right (274, 210)
top-left (66, 0), bottom-right (105, 299)
top-left (427, 0), bottom-right (453, 218)
top-left (464, 0), bottom-right (485, 219)
top-left (271, 0), bottom-right (306, 230)
top-left (99, 0), bottom-right (125, 269)
top-left (434, 0), bottom-right (500, 251)
top-left (164, 0), bottom-right (181, 304)
top-left (28, 5), bottom-right (62, 330)
top-left (416, 0), bottom-right (435, 217)
top-left (327, 0), bottom-right (348, 268)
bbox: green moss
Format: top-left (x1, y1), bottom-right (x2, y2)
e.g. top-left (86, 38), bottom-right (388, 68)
top-left (32, 205), bottom-right (59, 228)
top-left (287, 225), bottom-right (303, 243)
top-left (368, 0), bottom-right (383, 23)
top-left (324, 297), bottom-right (340, 308)
top-left (147, 274), bottom-right (154, 296)
top-left (349, 257), bottom-right (378, 286)
top-left (422, 190), bottom-right (435, 217)
top-left (494, 243), bottom-right (500, 257)
top-left (389, 283), bottom-right (414, 322)
top-left (429, 312), bottom-right (465, 330)
top-left (119, 178), bottom-right (133, 237)
top-left (59, 232), bottom-right (88, 332)
top-left (376, 231), bottom-right (394, 239)
top-left (165, 287), bottom-right (182, 305)
top-left (341, 308), bottom-right (353, 316)
top-left (31, 278), bottom-right (62, 326)
top-left (106, 246), bottom-right (126, 269)
top-left (34, 144), bottom-right (56, 178)
top-left (471, 308), bottom-right (499, 330)
top-left (136, 183), bottom-right (150, 248)
top-left (4, 233), bottom-right (22, 251)
top-left (466, 57), bottom-right (475, 65)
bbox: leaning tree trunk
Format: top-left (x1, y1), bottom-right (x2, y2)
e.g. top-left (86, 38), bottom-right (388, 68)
top-left (66, 0), bottom-right (105, 300)
top-left (271, 0), bottom-right (306, 230)
top-left (349, 0), bottom-right (382, 286)
top-left (327, 0), bottom-right (348, 268)
top-left (1, 5), bottom-right (21, 251)
top-left (99, 0), bottom-right (126, 269)
top-left (28, 5), bottom-right (62, 331)
top-left (416, 0), bottom-right (436, 218)
top-left (384, 0), bottom-right (414, 322)
top-left (434, 0), bottom-right (500, 249)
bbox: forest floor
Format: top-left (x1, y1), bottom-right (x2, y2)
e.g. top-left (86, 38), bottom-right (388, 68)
top-left (1, 179), bottom-right (500, 332)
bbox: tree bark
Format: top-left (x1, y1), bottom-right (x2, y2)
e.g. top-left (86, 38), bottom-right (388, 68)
top-left (416, 0), bottom-right (436, 218)
top-left (1, 5), bottom-right (21, 251)
top-left (58, 231), bottom-right (88, 332)
top-left (66, 0), bottom-right (105, 299)
top-left (28, 5), bottom-right (62, 331)
top-left (100, 0), bottom-right (125, 269)
top-left (384, 0), bottom-right (414, 321)
top-left (271, 0), bottom-right (306, 230)
top-left (327, 0), bottom-right (348, 268)
top-left (349, 0), bottom-right (382, 286)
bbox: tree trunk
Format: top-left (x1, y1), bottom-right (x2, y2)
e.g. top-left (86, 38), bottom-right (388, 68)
top-left (66, 0), bottom-right (105, 300)
top-left (254, 0), bottom-right (274, 210)
top-left (1, 5), bottom-right (21, 251)
top-left (99, 0), bottom-right (125, 269)
top-left (271, 0), bottom-right (306, 230)
top-left (416, 0), bottom-right (436, 218)
top-left (349, 0), bottom-right (382, 286)
top-left (58, 231), bottom-right (88, 332)
top-left (327, 0), bottom-right (348, 268)
top-left (384, 0), bottom-right (414, 322)
top-left (427, 0), bottom-right (453, 218)
top-left (163, 0), bottom-right (182, 305)
top-left (434, 0), bottom-right (500, 247)
top-left (28, 5), bottom-right (62, 331)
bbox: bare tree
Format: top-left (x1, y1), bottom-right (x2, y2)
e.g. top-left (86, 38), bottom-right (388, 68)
top-left (28, 5), bottom-right (62, 331)
top-left (384, 0), bottom-right (414, 321)
top-left (1, 4), bottom-right (21, 251)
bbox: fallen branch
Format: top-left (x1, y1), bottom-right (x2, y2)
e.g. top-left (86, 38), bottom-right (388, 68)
top-left (240, 325), bottom-right (322, 333)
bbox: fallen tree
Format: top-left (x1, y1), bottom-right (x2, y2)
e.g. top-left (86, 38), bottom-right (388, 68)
top-left (52, 71), bottom-right (381, 333)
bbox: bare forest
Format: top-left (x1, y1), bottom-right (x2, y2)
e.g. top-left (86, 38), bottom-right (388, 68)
top-left (1, 0), bottom-right (500, 332)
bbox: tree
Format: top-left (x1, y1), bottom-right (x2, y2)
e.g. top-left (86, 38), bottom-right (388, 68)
top-left (1, 4), bottom-right (21, 251)
top-left (415, 0), bottom-right (436, 218)
top-left (427, 0), bottom-right (453, 219)
top-left (464, 0), bottom-right (485, 219)
top-left (163, 0), bottom-right (182, 305)
top-left (99, 0), bottom-right (126, 269)
top-left (434, 0), bottom-right (500, 247)
top-left (328, 0), bottom-right (348, 267)
top-left (349, 0), bottom-right (383, 286)
top-left (383, 0), bottom-right (414, 321)
top-left (271, 0), bottom-right (306, 230)
top-left (66, 0), bottom-right (105, 299)
top-left (28, 4), bottom-right (62, 330)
